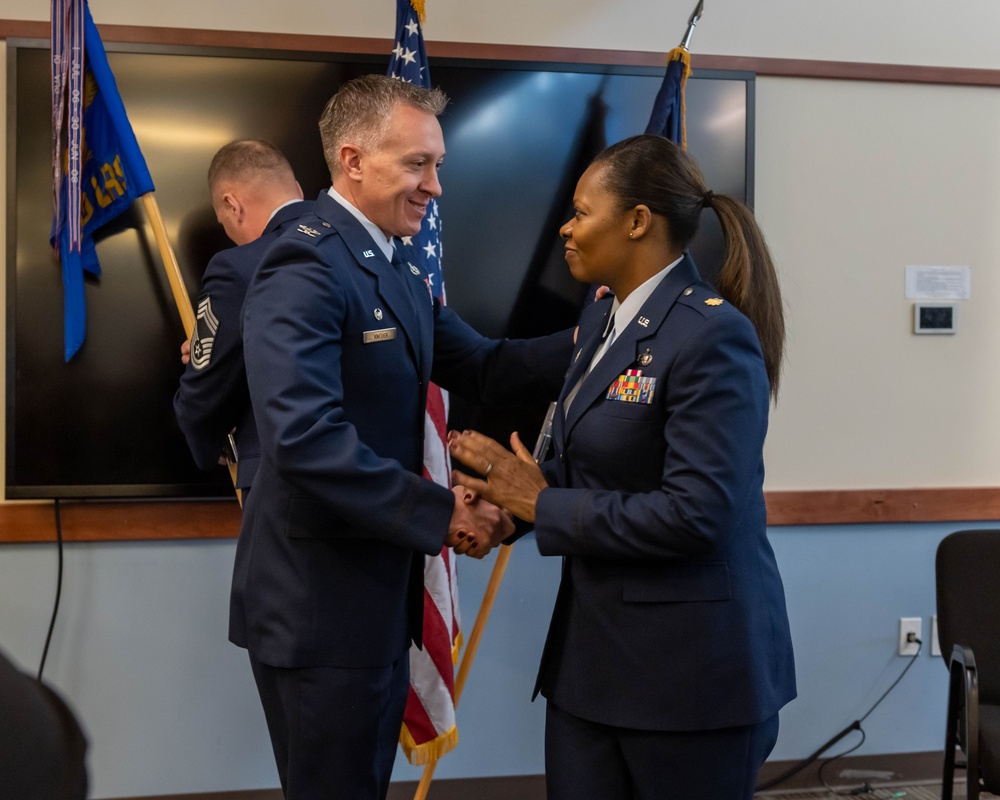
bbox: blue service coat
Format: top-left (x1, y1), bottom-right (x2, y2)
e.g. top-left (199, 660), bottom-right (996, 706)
top-left (173, 201), bottom-right (311, 489)
top-left (533, 254), bottom-right (796, 732)
top-left (231, 192), bottom-right (573, 669)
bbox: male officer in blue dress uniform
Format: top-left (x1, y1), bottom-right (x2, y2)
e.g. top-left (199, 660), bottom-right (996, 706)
top-left (174, 140), bottom-right (310, 495)
top-left (232, 75), bottom-right (574, 799)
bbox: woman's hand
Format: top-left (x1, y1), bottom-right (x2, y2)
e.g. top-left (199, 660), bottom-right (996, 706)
top-left (448, 430), bottom-right (548, 523)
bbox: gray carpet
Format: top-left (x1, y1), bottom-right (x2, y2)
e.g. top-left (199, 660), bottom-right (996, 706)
top-left (756, 782), bottom-right (995, 799)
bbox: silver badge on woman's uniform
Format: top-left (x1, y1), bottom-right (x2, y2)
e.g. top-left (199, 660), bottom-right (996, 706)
top-left (191, 296), bottom-right (219, 371)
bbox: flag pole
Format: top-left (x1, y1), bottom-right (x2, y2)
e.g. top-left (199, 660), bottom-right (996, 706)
top-left (413, 543), bottom-right (514, 800)
top-left (412, 400), bottom-right (556, 800)
top-left (140, 191), bottom-right (242, 500)
top-left (141, 193), bottom-right (194, 336)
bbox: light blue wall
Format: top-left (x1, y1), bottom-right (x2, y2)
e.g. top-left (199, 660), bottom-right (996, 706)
top-left (0, 521), bottom-right (987, 796)
top-left (766, 522), bottom-right (978, 762)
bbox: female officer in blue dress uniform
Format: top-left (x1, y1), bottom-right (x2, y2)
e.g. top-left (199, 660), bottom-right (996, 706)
top-left (449, 134), bottom-right (796, 800)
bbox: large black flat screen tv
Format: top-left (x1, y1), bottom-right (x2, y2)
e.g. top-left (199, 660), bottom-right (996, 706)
top-left (5, 40), bottom-right (754, 499)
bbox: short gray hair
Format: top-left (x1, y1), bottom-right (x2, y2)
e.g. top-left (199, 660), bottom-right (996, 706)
top-left (319, 74), bottom-right (448, 176)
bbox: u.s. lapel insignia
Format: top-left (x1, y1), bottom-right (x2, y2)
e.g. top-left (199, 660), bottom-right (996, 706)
top-left (638, 316), bottom-right (650, 328)
top-left (374, 308), bottom-right (383, 321)
top-left (638, 349), bottom-right (653, 367)
top-left (362, 249), bottom-right (375, 258)
top-left (297, 224), bottom-right (321, 238)
top-left (705, 297), bottom-right (724, 306)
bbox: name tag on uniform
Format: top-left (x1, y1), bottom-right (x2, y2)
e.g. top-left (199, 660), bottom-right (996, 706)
top-left (363, 327), bottom-right (397, 344)
top-left (606, 369), bottom-right (656, 404)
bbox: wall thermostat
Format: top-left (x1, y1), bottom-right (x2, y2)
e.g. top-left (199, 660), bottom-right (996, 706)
top-left (913, 303), bottom-right (957, 334)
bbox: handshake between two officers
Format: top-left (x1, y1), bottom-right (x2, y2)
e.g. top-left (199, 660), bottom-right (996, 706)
top-left (444, 428), bottom-right (550, 559)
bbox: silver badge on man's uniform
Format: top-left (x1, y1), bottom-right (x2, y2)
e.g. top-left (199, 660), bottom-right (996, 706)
top-left (409, 263), bottom-right (421, 275)
top-left (191, 296), bottom-right (219, 371)
top-left (638, 349), bottom-right (653, 367)
top-left (374, 308), bottom-right (383, 321)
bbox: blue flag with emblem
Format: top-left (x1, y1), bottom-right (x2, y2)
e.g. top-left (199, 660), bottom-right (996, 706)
top-left (644, 46), bottom-right (692, 147)
top-left (51, 0), bottom-right (154, 361)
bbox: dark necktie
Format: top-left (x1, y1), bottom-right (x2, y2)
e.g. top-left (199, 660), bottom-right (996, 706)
top-left (391, 246), bottom-right (419, 318)
top-left (564, 311), bottom-right (616, 412)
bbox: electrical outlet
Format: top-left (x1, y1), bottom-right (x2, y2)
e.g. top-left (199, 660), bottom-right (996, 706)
top-left (898, 617), bottom-right (922, 656)
top-left (931, 614), bottom-right (941, 657)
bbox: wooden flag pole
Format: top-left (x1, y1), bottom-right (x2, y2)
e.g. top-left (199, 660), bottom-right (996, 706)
top-left (413, 401), bottom-right (557, 799)
top-left (140, 191), bottom-right (241, 500)
top-left (413, 542), bottom-right (513, 800)
top-left (141, 193), bottom-right (194, 336)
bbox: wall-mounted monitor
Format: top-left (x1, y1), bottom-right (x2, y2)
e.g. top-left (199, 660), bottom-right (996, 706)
top-left (6, 39), bottom-right (754, 499)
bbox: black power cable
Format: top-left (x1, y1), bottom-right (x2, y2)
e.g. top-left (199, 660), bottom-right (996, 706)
top-left (755, 637), bottom-right (924, 794)
top-left (37, 498), bottom-right (65, 682)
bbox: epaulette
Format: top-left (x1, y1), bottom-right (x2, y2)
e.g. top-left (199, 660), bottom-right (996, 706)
top-left (677, 284), bottom-right (734, 318)
top-left (288, 218), bottom-right (337, 246)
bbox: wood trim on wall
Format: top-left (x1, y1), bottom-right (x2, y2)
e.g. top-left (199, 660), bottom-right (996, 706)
top-left (765, 487), bottom-right (1000, 527)
top-left (1, 488), bottom-right (997, 543)
top-left (0, 500), bottom-right (241, 543)
top-left (4, 18), bottom-right (1000, 87)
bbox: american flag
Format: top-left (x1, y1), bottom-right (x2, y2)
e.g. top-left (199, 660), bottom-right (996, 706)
top-left (388, 0), bottom-right (462, 767)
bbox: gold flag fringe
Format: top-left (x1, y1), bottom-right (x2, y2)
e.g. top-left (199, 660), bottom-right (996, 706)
top-left (400, 722), bottom-right (459, 766)
top-left (667, 46), bottom-right (693, 150)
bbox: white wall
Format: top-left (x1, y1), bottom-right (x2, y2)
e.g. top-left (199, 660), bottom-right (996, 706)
top-left (758, 77), bottom-right (1000, 488)
top-left (4, 0), bottom-right (1000, 796)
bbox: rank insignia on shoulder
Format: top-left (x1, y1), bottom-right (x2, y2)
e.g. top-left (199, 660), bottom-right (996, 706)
top-left (297, 224), bottom-right (321, 238)
top-left (683, 287), bottom-right (694, 296)
top-left (607, 369), bottom-right (656, 404)
top-left (705, 297), bottom-right (724, 306)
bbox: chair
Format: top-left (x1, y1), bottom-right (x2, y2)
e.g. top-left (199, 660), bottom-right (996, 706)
top-left (936, 529), bottom-right (1000, 800)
